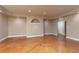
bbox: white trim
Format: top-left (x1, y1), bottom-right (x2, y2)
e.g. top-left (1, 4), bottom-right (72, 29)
top-left (27, 34), bottom-right (44, 38)
top-left (45, 33), bottom-right (57, 36)
top-left (66, 36), bottom-right (79, 41)
top-left (0, 36), bottom-right (8, 42)
top-left (5, 34), bottom-right (44, 38)
top-left (8, 35), bottom-right (27, 38)
top-left (45, 33), bottom-right (53, 35)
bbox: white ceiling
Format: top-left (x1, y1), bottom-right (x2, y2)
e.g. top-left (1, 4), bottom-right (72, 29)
top-left (2, 5), bottom-right (79, 18)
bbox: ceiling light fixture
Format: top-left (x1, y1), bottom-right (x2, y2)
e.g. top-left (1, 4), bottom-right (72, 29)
top-left (28, 10), bottom-right (31, 13)
top-left (0, 10), bottom-right (3, 13)
top-left (43, 12), bottom-right (47, 15)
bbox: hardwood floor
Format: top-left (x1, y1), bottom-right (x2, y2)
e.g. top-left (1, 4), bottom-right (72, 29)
top-left (0, 35), bottom-right (79, 53)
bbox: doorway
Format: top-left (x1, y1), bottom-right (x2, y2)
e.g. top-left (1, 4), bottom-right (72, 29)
top-left (57, 18), bottom-right (66, 52)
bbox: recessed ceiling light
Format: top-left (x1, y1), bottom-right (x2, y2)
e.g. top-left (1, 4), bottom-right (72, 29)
top-left (43, 12), bottom-right (47, 15)
top-left (0, 10), bottom-right (3, 13)
top-left (28, 10), bottom-right (31, 13)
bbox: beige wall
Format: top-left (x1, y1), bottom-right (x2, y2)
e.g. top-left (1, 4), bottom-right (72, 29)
top-left (8, 16), bottom-right (26, 36)
top-left (65, 14), bottom-right (79, 40)
top-left (8, 15), bottom-right (58, 37)
top-left (45, 20), bottom-right (58, 36)
top-left (51, 20), bottom-right (58, 35)
top-left (26, 16), bottom-right (44, 37)
top-left (8, 15), bottom-right (44, 37)
top-left (0, 13), bottom-right (8, 40)
top-left (8, 16), bottom-right (58, 37)
top-left (45, 20), bottom-right (53, 34)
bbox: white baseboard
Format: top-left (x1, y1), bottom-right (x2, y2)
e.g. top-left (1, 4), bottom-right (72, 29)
top-left (0, 35), bottom-right (27, 42)
top-left (45, 33), bottom-right (57, 36)
top-left (8, 34), bottom-right (43, 38)
top-left (8, 35), bottom-right (27, 38)
top-left (0, 36), bottom-right (8, 42)
top-left (0, 34), bottom-right (58, 41)
top-left (27, 34), bottom-right (44, 38)
top-left (66, 36), bottom-right (79, 41)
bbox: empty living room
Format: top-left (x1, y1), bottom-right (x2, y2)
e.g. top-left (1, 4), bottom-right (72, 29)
top-left (0, 5), bottom-right (79, 53)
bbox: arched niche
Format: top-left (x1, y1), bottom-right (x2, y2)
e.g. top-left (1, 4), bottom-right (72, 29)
top-left (31, 18), bottom-right (40, 23)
